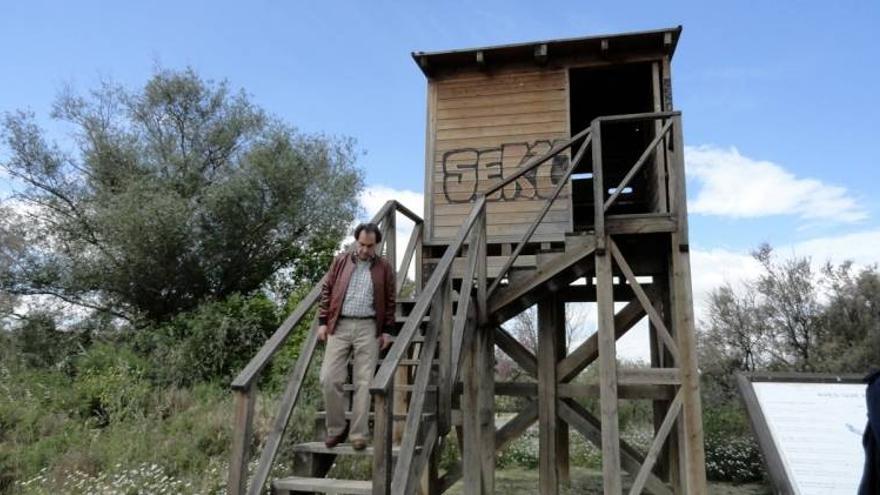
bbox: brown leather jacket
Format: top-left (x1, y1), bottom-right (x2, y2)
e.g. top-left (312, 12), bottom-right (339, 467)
top-left (318, 252), bottom-right (395, 336)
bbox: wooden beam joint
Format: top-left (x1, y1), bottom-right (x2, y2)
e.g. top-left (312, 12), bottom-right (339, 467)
top-left (534, 43), bottom-right (548, 66)
top-left (475, 50), bottom-right (486, 70)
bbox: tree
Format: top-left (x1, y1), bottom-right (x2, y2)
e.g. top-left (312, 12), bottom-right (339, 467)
top-left (817, 261), bottom-right (880, 372)
top-left (751, 244), bottom-right (824, 370)
top-left (0, 201), bottom-right (26, 322)
top-left (0, 68), bottom-right (362, 322)
top-left (700, 243), bottom-right (880, 382)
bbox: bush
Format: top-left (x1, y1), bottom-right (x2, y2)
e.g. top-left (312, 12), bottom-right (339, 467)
top-left (7, 313), bottom-right (91, 372)
top-left (138, 293), bottom-right (281, 386)
top-left (71, 343), bottom-right (152, 426)
top-left (702, 403), bottom-right (765, 483)
top-left (497, 429), bottom-right (540, 469)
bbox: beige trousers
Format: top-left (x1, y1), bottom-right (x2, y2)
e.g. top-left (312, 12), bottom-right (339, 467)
top-left (320, 318), bottom-right (378, 441)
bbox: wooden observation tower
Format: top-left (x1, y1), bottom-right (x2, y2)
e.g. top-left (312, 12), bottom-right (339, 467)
top-left (228, 26), bottom-right (708, 495)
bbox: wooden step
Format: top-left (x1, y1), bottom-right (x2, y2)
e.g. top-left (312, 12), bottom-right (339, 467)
top-left (394, 314), bottom-right (430, 324)
top-left (292, 441), bottom-right (406, 457)
top-left (315, 411), bottom-right (436, 422)
top-left (273, 476), bottom-right (371, 494)
top-left (376, 358), bottom-right (439, 367)
top-left (342, 384), bottom-right (437, 393)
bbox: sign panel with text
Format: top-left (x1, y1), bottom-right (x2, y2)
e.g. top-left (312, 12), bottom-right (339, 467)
top-left (737, 373), bottom-right (867, 495)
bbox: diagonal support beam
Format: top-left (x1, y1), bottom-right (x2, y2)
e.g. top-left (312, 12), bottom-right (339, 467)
top-left (604, 119), bottom-right (674, 212)
top-left (495, 326), bottom-right (538, 379)
top-left (437, 401), bottom-right (538, 493)
top-left (558, 399), bottom-right (673, 495)
top-left (629, 388), bottom-right (684, 495)
top-left (557, 298), bottom-right (645, 382)
top-left (609, 239), bottom-right (680, 364)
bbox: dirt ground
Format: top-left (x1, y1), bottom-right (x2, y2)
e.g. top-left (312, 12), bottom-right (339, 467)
top-left (444, 467), bottom-right (771, 494)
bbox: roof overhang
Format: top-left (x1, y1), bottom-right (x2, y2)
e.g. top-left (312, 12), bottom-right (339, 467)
top-left (412, 26), bottom-right (682, 78)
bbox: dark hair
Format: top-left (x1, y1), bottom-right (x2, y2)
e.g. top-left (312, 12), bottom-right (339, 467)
top-left (353, 222), bottom-right (382, 243)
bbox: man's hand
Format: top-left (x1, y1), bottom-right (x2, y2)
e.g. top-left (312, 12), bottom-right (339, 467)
top-left (317, 325), bottom-right (329, 342)
top-left (378, 333), bottom-right (393, 351)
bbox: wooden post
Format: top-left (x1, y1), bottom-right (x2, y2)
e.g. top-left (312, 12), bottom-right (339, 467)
top-left (538, 295), bottom-right (563, 494)
top-left (475, 204), bottom-right (494, 494)
top-left (591, 119), bottom-right (605, 254)
top-left (596, 240), bottom-right (622, 494)
top-left (650, 276), bottom-right (680, 486)
top-left (228, 386), bottom-right (256, 495)
top-left (372, 378), bottom-right (394, 495)
top-left (436, 274), bottom-right (453, 436)
top-left (476, 318), bottom-right (495, 494)
top-left (668, 113), bottom-right (707, 494)
top-left (385, 212), bottom-right (409, 445)
top-left (385, 209), bottom-right (397, 274)
top-left (651, 62), bottom-right (669, 214)
top-left (556, 306), bottom-right (570, 486)
top-left (461, 316), bottom-right (481, 493)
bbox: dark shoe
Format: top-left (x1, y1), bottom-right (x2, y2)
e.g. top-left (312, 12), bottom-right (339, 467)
top-left (324, 424), bottom-right (349, 448)
top-left (351, 438), bottom-right (367, 451)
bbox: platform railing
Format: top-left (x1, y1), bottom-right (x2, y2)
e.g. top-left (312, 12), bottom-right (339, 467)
top-left (484, 128), bottom-right (592, 299)
top-left (589, 111), bottom-right (684, 253)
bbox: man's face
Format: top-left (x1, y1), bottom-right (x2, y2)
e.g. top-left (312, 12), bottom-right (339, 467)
top-left (355, 230), bottom-right (378, 261)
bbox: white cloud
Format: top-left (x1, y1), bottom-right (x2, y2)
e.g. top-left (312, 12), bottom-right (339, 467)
top-left (786, 230), bottom-right (880, 268)
top-left (359, 185), bottom-right (424, 221)
top-left (686, 229), bottom-right (880, 328)
top-left (358, 185), bottom-right (425, 274)
top-left (686, 145), bottom-right (867, 223)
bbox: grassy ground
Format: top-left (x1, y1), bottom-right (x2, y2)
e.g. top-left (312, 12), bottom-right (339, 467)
top-left (444, 468), bottom-right (771, 495)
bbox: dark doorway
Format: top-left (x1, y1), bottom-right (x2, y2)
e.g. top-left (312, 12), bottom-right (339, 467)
top-left (568, 63), bottom-right (656, 229)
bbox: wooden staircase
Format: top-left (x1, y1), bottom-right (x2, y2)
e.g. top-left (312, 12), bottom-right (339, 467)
top-left (272, 297), bottom-right (438, 495)
top-left (227, 111), bottom-right (707, 494)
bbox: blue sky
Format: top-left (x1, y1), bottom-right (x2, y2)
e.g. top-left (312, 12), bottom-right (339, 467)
top-left (2, 1), bottom-right (879, 349)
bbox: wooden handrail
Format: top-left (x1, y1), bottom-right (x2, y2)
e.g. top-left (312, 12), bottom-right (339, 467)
top-left (370, 195), bottom-right (486, 394)
top-left (486, 133), bottom-right (593, 298)
top-left (246, 319), bottom-right (321, 495)
top-left (484, 126), bottom-right (591, 197)
top-left (595, 110), bottom-right (680, 124)
top-left (231, 280), bottom-right (324, 391)
top-left (391, 200), bottom-right (422, 224)
top-left (396, 223), bottom-right (422, 296)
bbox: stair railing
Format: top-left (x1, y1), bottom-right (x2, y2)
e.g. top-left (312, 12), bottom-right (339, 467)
top-left (485, 128), bottom-right (593, 299)
top-left (227, 200), bottom-right (423, 495)
top-left (370, 196), bottom-right (488, 495)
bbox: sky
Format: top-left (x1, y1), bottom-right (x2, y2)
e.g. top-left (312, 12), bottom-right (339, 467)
top-left (2, 1), bottom-right (878, 360)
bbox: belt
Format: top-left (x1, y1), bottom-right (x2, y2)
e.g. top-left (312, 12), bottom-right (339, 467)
top-left (341, 315), bottom-right (374, 320)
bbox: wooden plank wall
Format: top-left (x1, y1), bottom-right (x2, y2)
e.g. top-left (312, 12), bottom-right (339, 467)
top-left (427, 68), bottom-right (573, 242)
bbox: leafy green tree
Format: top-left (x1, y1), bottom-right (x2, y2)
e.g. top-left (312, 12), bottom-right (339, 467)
top-left (817, 261), bottom-right (880, 372)
top-left (751, 244), bottom-right (825, 370)
top-left (1, 68), bottom-right (362, 322)
top-left (0, 202), bottom-right (26, 322)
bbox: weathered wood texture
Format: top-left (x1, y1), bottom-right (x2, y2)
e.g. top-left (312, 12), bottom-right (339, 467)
top-left (537, 296), bottom-right (562, 494)
top-left (427, 69), bottom-right (572, 243)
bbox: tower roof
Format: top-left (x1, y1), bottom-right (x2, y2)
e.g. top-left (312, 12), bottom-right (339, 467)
top-left (412, 26), bottom-right (682, 77)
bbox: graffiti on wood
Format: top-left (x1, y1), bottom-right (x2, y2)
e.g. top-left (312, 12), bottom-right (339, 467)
top-left (441, 139), bottom-right (570, 203)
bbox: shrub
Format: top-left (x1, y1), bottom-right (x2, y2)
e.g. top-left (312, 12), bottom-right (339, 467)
top-left (139, 293), bottom-right (281, 386)
top-left (71, 343), bottom-right (152, 426)
top-left (702, 403), bottom-right (765, 482)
